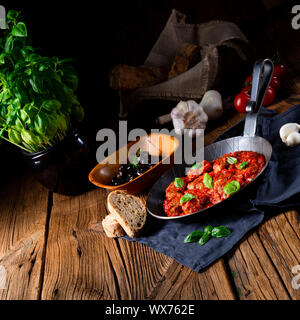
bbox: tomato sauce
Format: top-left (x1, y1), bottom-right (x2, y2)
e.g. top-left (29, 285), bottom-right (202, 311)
top-left (163, 151), bottom-right (265, 217)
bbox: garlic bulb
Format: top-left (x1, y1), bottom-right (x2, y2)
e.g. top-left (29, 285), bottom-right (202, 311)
top-left (171, 100), bottom-right (208, 136)
top-left (279, 123), bottom-right (300, 146)
top-left (199, 90), bottom-right (223, 121)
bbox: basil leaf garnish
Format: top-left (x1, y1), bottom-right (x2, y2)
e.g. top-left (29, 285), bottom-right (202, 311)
top-left (190, 162), bottom-right (202, 170)
top-left (184, 225), bottom-right (233, 245)
top-left (174, 177), bottom-right (184, 188)
top-left (184, 230), bottom-right (204, 243)
top-left (224, 180), bottom-right (240, 195)
top-left (203, 173), bottom-right (213, 188)
top-left (227, 156), bottom-right (237, 164)
top-left (180, 193), bottom-right (195, 204)
top-left (204, 225), bottom-right (213, 234)
top-left (130, 154), bottom-right (139, 168)
top-left (240, 161), bottom-right (248, 169)
top-left (199, 233), bottom-right (211, 246)
top-left (211, 226), bottom-right (231, 238)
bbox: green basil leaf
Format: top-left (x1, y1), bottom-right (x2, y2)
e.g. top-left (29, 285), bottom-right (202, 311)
top-left (240, 161), bottom-right (248, 169)
top-left (56, 113), bottom-right (68, 133)
top-left (174, 177), bottom-right (184, 188)
top-left (11, 22), bottom-right (27, 37)
top-left (130, 154), bottom-right (139, 168)
top-left (180, 193), bottom-right (195, 204)
top-left (42, 99), bottom-right (62, 111)
top-left (73, 105), bottom-right (84, 122)
top-left (0, 53), bottom-right (6, 65)
top-left (190, 162), bottom-right (202, 170)
top-left (4, 36), bottom-right (14, 54)
top-left (61, 67), bottom-right (78, 91)
top-left (20, 109), bottom-right (31, 124)
top-left (199, 233), bottom-right (211, 246)
top-left (7, 10), bottom-right (20, 21)
top-left (184, 230), bottom-right (204, 243)
top-left (34, 114), bottom-right (48, 135)
top-left (45, 114), bottom-right (58, 138)
top-left (15, 118), bottom-right (24, 130)
top-left (227, 156), bottom-right (237, 164)
top-left (204, 225), bottom-right (213, 234)
top-left (8, 128), bottom-right (21, 144)
top-left (224, 180), bottom-right (240, 195)
top-left (20, 46), bottom-right (35, 57)
top-left (203, 173), bottom-right (213, 188)
top-left (21, 129), bottom-right (38, 145)
top-left (29, 76), bottom-right (43, 94)
top-left (211, 226), bottom-right (231, 238)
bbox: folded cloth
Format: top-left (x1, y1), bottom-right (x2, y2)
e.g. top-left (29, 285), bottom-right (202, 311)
top-left (123, 105), bottom-right (300, 272)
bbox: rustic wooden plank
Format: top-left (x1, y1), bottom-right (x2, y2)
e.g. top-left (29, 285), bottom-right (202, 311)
top-left (42, 189), bottom-right (236, 300)
top-left (0, 174), bottom-right (49, 300)
top-left (284, 210), bottom-right (300, 239)
top-left (257, 212), bottom-right (300, 300)
top-left (111, 239), bottom-right (235, 300)
top-left (157, 259), bottom-right (235, 300)
top-left (41, 188), bottom-right (120, 300)
top-left (227, 230), bottom-right (290, 300)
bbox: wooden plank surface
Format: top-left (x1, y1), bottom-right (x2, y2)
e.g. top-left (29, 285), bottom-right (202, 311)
top-left (41, 188), bottom-right (121, 300)
top-left (258, 212), bottom-right (300, 299)
top-left (0, 174), bottom-right (49, 300)
top-left (41, 189), bottom-right (236, 300)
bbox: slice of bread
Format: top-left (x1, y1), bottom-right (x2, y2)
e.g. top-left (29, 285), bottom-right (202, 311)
top-left (107, 191), bottom-right (147, 238)
top-left (102, 213), bottom-right (125, 238)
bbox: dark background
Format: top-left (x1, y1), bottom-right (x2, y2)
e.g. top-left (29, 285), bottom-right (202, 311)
top-left (1, 0), bottom-right (299, 169)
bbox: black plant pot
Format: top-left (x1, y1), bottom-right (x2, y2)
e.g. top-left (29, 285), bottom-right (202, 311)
top-left (22, 124), bottom-right (90, 196)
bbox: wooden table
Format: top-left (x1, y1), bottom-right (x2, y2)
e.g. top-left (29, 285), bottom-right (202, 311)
top-left (0, 91), bottom-right (299, 301)
top-left (0, 2), bottom-right (300, 300)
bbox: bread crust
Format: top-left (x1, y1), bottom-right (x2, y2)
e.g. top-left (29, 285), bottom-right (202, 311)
top-left (107, 191), bottom-right (147, 238)
top-left (102, 213), bottom-right (125, 238)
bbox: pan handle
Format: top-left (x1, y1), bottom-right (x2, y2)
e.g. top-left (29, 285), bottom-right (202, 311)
top-left (243, 58), bottom-right (274, 137)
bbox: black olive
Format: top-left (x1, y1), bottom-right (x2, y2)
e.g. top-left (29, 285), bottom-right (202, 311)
top-left (137, 169), bottom-right (144, 176)
top-left (127, 164), bottom-right (135, 172)
top-left (111, 177), bottom-right (120, 186)
top-left (116, 172), bottom-right (123, 179)
top-left (119, 164), bottom-right (128, 173)
top-left (127, 175), bottom-right (133, 181)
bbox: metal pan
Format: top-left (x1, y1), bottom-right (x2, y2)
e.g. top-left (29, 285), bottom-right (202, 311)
top-left (147, 58), bottom-right (274, 220)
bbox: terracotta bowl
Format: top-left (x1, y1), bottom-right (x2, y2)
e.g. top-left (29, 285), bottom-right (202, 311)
top-left (88, 133), bottom-right (180, 195)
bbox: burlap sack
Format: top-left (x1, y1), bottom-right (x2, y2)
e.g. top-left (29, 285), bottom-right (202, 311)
top-left (119, 9), bottom-right (248, 117)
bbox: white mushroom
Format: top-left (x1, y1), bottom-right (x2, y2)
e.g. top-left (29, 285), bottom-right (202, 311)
top-left (279, 123), bottom-right (300, 145)
top-left (285, 131), bottom-right (300, 147)
top-left (199, 90), bottom-right (223, 121)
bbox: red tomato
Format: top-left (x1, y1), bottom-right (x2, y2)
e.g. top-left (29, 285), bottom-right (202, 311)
top-left (245, 75), bottom-right (252, 87)
top-left (273, 64), bottom-right (286, 79)
top-left (245, 75), bottom-right (281, 92)
top-left (237, 85), bottom-right (276, 108)
top-left (240, 86), bottom-right (251, 95)
top-left (269, 76), bottom-right (281, 91)
top-left (263, 86), bottom-right (276, 106)
top-left (234, 92), bottom-right (250, 113)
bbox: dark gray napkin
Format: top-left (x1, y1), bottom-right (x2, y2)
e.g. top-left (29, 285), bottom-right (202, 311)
top-left (123, 105), bottom-right (300, 272)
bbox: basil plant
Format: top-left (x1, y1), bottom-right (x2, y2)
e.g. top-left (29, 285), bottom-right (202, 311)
top-left (0, 10), bottom-right (84, 153)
